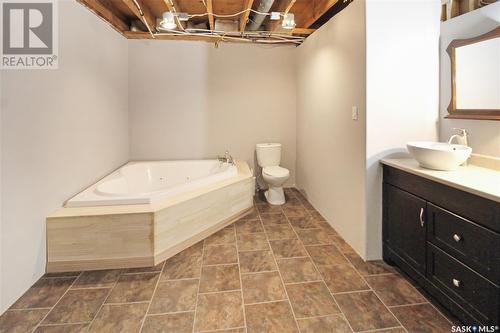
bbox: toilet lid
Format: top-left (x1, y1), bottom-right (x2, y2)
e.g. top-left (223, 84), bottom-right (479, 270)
top-left (263, 166), bottom-right (290, 178)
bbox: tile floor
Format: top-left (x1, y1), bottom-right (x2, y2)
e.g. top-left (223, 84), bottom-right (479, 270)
top-left (0, 188), bottom-right (456, 333)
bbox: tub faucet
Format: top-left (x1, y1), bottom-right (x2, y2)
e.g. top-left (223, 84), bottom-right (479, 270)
top-left (448, 128), bottom-right (469, 146)
top-left (218, 151), bottom-right (234, 165)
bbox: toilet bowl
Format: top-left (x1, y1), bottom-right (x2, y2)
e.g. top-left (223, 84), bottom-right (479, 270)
top-left (256, 143), bottom-right (290, 205)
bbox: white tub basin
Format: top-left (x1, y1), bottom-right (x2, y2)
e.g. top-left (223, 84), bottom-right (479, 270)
top-left (407, 141), bottom-right (472, 171)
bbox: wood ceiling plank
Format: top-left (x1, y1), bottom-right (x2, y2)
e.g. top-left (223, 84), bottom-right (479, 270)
top-left (240, 0), bottom-right (255, 32)
top-left (77, 0), bottom-right (129, 34)
top-left (122, 0), bottom-right (157, 34)
top-left (300, 0), bottom-right (339, 28)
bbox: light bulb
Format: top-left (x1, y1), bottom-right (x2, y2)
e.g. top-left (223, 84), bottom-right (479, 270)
top-left (282, 13), bottom-right (296, 30)
top-left (159, 11), bottom-right (177, 30)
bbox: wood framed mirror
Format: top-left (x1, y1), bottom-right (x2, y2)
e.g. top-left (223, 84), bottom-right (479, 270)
top-left (446, 26), bottom-right (500, 121)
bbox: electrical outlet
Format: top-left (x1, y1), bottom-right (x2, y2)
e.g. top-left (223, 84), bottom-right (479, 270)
top-left (351, 106), bottom-right (358, 120)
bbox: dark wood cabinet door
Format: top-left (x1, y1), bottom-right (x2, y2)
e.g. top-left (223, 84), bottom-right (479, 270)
top-left (384, 184), bottom-right (427, 275)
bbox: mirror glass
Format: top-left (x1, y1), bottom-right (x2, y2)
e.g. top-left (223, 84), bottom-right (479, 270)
top-left (455, 37), bottom-right (500, 110)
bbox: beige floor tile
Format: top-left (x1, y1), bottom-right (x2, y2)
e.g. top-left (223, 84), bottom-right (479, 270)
top-left (260, 213), bottom-right (288, 225)
top-left (241, 271), bottom-right (286, 304)
top-left (264, 224), bottom-right (296, 240)
top-left (269, 239), bottom-right (307, 258)
top-left (142, 312), bottom-right (194, 333)
top-left (106, 273), bottom-right (159, 303)
top-left (175, 242), bottom-right (204, 258)
top-left (286, 282), bottom-right (340, 318)
top-left (149, 279), bottom-right (198, 314)
top-left (204, 226), bottom-right (236, 246)
top-left (34, 323), bottom-right (90, 333)
top-left (88, 303), bottom-right (148, 333)
top-left (72, 269), bottom-right (122, 288)
top-left (199, 264), bottom-right (241, 293)
top-left (317, 264), bottom-right (369, 293)
top-left (43, 288), bottom-right (109, 324)
top-left (239, 250), bottom-right (276, 274)
top-left (236, 233), bottom-right (269, 251)
top-left (10, 278), bottom-right (75, 309)
top-left (334, 291), bottom-right (399, 332)
top-left (296, 314), bottom-right (352, 333)
top-left (309, 210), bottom-right (326, 221)
top-left (194, 291), bottom-right (244, 332)
top-left (296, 229), bottom-right (335, 245)
top-left (256, 204), bottom-right (283, 214)
top-left (0, 309), bottom-right (49, 333)
top-left (277, 258), bottom-right (321, 283)
top-left (282, 206), bottom-right (309, 218)
top-left (288, 216), bottom-right (322, 229)
top-left (203, 244), bottom-right (238, 265)
top-left (391, 303), bottom-right (452, 333)
top-left (365, 274), bottom-right (426, 306)
top-left (161, 255), bottom-right (202, 280)
top-left (245, 301), bottom-right (299, 333)
top-left (305, 245), bottom-right (349, 266)
top-left (240, 209), bottom-right (260, 220)
top-left (235, 219), bottom-right (264, 234)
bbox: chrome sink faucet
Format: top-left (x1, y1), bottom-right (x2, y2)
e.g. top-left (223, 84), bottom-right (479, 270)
top-left (448, 128), bottom-right (469, 166)
top-left (448, 128), bottom-right (469, 146)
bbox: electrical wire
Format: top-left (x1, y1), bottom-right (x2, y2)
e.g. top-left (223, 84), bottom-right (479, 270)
top-left (188, 8), bottom-right (281, 19)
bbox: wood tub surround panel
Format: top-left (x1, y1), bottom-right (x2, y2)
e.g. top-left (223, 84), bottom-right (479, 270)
top-left (46, 162), bottom-right (255, 273)
top-left (382, 163), bottom-right (500, 326)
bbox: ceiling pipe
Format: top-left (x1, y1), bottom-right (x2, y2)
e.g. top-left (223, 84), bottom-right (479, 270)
top-left (247, 0), bottom-right (275, 31)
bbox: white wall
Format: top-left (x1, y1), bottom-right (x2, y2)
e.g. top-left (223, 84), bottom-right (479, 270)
top-left (0, 1), bottom-right (129, 312)
top-left (128, 41), bottom-right (297, 185)
top-left (296, 0), bottom-right (368, 257)
top-left (440, 2), bottom-right (500, 157)
top-left (365, 0), bottom-right (441, 259)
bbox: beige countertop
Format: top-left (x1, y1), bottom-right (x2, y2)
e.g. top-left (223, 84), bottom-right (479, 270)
top-left (381, 158), bottom-right (500, 203)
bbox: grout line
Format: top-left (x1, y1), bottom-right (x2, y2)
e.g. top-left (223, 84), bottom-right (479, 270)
top-left (243, 298), bottom-right (289, 306)
top-left (197, 289), bottom-right (242, 296)
top-left (331, 289), bottom-right (372, 295)
top-left (136, 267), bottom-right (163, 332)
top-left (283, 208), bottom-right (356, 333)
top-left (147, 309), bottom-right (195, 316)
top-left (36, 321), bottom-right (92, 327)
top-left (240, 269), bottom-right (279, 276)
top-left (233, 224), bottom-right (248, 333)
top-left (103, 301), bottom-right (151, 306)
top-left (85, 271), bottom-right (123, 331)
top-left (387, 301), bottom-right (430, 308)
top-left (192, 238), bottom-right (206, 333)
top-left (357, 325), bottom-right (406, 333)
top-left (260, 204), bottom-right (303, 333)
top-left (30, 271), bottom-right (84, 333)
top-left (196, 326), bottom-right (246, 333)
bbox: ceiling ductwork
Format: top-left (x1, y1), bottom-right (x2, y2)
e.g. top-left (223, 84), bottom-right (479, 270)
top-left (247, 0), bottom-right (275, 31)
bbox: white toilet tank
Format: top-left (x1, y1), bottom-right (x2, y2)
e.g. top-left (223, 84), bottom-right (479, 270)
top-left (256, 143), bottom-right (282, 167)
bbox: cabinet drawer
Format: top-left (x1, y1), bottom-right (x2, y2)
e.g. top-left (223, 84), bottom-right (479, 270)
top-left (383, 166), bottom-right (500, 233)
top-left (427, 244), bottom-right (499, 325)
top-left (427, 203), bottom-right (500, 284)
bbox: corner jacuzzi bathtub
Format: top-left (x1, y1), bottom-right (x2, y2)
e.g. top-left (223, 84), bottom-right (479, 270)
top-left (47, 160), bottom-right (255, 273)
top-left (66, 160), bottom-right (239, 207)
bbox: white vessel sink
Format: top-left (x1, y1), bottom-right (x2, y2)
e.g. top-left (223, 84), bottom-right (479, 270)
top-left (407, 141), bottom-right (472, 171)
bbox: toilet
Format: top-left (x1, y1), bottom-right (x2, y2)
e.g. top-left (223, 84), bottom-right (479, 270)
top-left (256, 143), bottom-right (290, 205)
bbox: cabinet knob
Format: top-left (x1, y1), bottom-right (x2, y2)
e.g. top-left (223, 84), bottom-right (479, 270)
top-left (452, 278), bottom-right (461, 288)
top-left (453, 234), bottom-right (462, 242)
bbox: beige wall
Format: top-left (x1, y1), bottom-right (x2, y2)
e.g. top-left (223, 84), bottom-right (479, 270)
top-left (365, 0), bottom-right (441, 259)
top-left (128, 41), bottom-right (297, 185)
top-left (0, 1), bottom-right (129, 312)
top-left (439, 3), bottom-right (500, 157)
top-left (296, 1), bottom-right (367, 257)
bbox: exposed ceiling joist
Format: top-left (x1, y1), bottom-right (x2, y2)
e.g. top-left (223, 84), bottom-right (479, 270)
top-left (239, 0), bottom-right (254, 32)
top-left (206, 0), bottom-right (215, 31)
top-left (77, 0), bottom-right (129, 34)
top-left (122, 0), bottom-right (156, 36)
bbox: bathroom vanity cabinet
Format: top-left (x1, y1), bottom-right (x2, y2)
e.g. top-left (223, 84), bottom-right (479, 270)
top-left (382, 165), bottom-right (500, 326)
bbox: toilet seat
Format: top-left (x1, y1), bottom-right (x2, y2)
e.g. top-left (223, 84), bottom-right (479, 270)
top-left (263, 166), bottom-right (289, 178)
